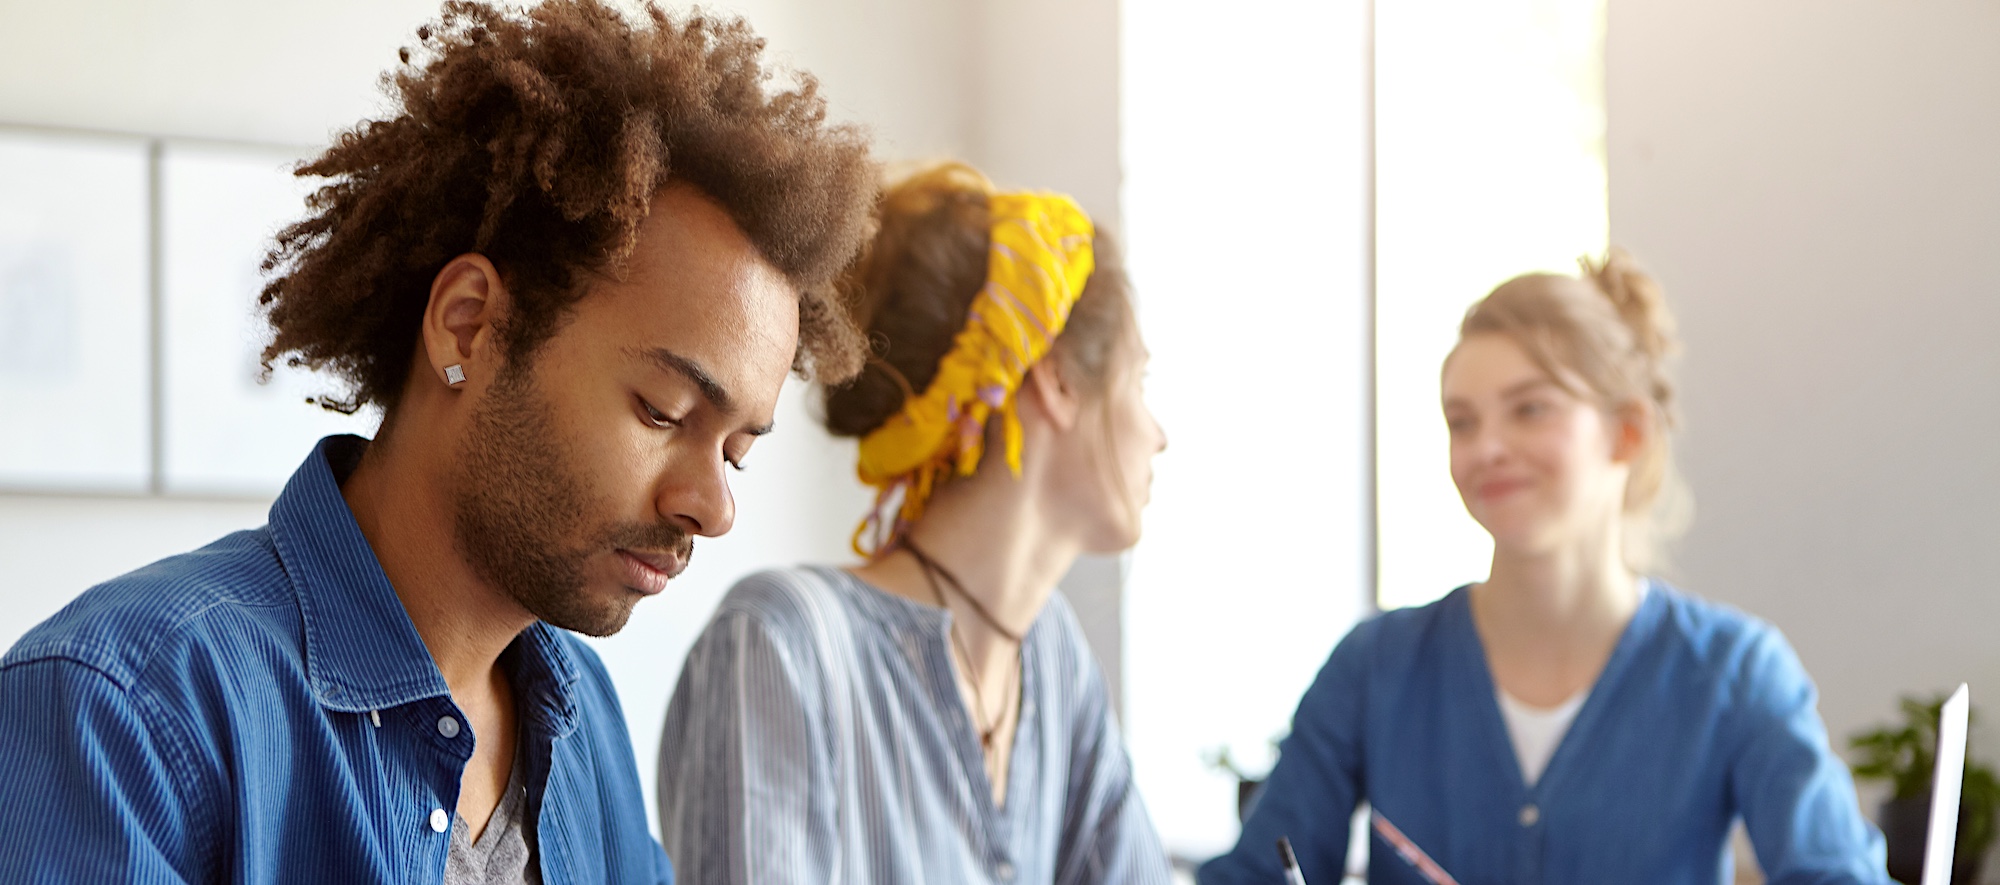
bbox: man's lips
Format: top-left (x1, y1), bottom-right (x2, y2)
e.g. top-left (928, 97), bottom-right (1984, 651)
top-left (616, 548), bottom-right (686, 595)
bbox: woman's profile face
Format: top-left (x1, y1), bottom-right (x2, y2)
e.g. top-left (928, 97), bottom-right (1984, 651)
top-left (1441, 333), bottom-right (1631, 555)
top-left (1058, 329), bottom-right (1167, 553)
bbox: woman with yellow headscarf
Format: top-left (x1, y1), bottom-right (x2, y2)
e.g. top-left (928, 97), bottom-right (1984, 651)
top-left (656, 161), bottom-right (1172, 884)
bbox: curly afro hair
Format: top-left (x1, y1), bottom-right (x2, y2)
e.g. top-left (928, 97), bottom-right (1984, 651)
top-left (259, 0), bottom-right (878, 415)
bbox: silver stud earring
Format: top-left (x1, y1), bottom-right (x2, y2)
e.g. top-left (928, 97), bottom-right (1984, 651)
top-left (444, 364), bottom-right (466, 386)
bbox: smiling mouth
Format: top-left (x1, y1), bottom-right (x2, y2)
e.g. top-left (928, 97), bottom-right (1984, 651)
top-left (1477, 479), bottom-right (1530, 499)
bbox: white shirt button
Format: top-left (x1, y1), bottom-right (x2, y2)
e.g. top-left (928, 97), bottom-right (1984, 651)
top-left (429, 808), bottom-right (450, 833)
top-left (994, 861), bottom-right (1016, 881)
top-left (1519, 804), bottom-right (1540, 827)
top-left (437, 716), bottom-right (461, 738)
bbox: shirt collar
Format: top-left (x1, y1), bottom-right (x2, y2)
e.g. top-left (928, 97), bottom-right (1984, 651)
top-left (270, 435), bottom-right (577, 726)
top-left (505, 624), bottom-right (582, 739)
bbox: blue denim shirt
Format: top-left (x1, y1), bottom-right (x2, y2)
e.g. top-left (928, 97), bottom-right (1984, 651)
top-left (1199, 583), bottom-right (1889, 885)
top-left (0, 436), bottom-right (673, 884)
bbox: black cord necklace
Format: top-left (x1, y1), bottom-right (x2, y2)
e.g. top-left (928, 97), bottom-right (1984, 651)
top-left (903, 541), bottom-right (1025, 644)
top-left (903, 540), bottom-right (1022, 752)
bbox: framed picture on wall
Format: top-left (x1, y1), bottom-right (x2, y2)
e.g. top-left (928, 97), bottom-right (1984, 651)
top-left (0, 128), bottom-right (152, 493)
top-left (158, 141), bottom-right (378, 497)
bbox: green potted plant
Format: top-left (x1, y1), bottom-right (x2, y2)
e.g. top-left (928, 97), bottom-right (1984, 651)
top-left (1850, 692), bottom-right (2000, 885)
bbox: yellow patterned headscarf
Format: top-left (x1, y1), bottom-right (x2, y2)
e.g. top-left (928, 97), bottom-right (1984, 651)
top-left (851, 191), bottom-right (1095, 556)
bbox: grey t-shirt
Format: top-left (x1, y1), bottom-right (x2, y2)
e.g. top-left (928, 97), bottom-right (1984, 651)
top-left (446, 747), bottom-right (540, 885)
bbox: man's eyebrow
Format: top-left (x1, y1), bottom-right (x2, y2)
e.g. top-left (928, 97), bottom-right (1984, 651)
top-left (629, 346), bottom-right (741, 417)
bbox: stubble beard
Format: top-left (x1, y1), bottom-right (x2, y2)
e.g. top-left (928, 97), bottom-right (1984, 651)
top-left (450, 360), bottom-right (691, 637)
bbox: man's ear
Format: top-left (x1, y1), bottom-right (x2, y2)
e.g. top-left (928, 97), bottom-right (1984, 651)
top-left (1020, 349), bottom-right (1084, 432)
top-left (422, 254), bottom-right (510, 391)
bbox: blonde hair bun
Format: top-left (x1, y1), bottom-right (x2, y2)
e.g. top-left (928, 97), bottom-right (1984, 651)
top-left (1584, 248), bottom-right (1678, 363)
top-left (1581, 247), bottom-right (1680, 426)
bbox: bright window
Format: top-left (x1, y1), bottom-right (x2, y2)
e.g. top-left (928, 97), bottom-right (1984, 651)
top-left (1374, 0), bottom-right (1609, 610)
top-left (1117, 0), bottom-right (1609, 859)
top-left (1120, 0), bottom-right (1373, 859)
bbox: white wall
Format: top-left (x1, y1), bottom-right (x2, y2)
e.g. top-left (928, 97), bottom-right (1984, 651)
top-left (0, 0), bottom-right (971, 156)
top-left (0, 0), bottom-right (441, 148)
top-left (1607, 0), bottom-right (2000, 839)
top-left (967, 0), bottom-right (1122, 232)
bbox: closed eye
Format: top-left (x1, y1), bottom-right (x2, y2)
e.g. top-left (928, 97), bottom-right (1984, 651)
top-left (724, 440), bottom-right (754, 473)
top-left (639, 397), bottom-right (682, 428)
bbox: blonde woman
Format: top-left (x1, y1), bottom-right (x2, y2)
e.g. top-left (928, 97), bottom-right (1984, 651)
top-left (1200, 253), bottom-right (1888, 884)
top-left (656, 163), bottom-right (1172, 884)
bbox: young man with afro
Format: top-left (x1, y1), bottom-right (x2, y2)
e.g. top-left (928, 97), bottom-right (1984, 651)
top-left (0, 1), bottom-right (877, 881)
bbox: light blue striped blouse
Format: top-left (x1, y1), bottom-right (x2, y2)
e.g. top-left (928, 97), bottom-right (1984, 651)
top-left (656, 565), bottom-right (1172, 884)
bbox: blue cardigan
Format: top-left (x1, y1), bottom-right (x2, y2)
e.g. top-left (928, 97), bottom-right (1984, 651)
top-left (1199, 583), bottom-right (1888, 885)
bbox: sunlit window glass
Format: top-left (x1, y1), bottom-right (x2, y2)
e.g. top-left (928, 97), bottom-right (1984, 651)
top-left (1374, 0), bottom-right (1608, 610)
top-left (1120, 0), bottom-right (1372, 860)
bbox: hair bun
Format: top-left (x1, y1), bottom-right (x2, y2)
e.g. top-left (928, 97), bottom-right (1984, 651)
top-left (822, 163), bottom-right (996, 438)
top-left (1583, 248), bottom-right (1678, 364)
top-left (1581, 247), bottom-right (1680, 425)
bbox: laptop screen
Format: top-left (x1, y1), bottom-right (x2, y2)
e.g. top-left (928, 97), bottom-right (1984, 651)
top-left (1922, 684), bottom-right (1970, 885)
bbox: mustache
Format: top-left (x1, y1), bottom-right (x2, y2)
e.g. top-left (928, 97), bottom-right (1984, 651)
top-left (603, 522), bottom-right (695, 561)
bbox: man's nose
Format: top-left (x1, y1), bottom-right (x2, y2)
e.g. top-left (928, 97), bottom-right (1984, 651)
top-left (657, 458), bottom-right (736, 538)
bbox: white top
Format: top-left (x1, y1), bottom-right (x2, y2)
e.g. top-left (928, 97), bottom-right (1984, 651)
top-left (1498, 687), bottom-right (1588, 787)
top-left (1492, 578), bottom-right (1651, 788)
